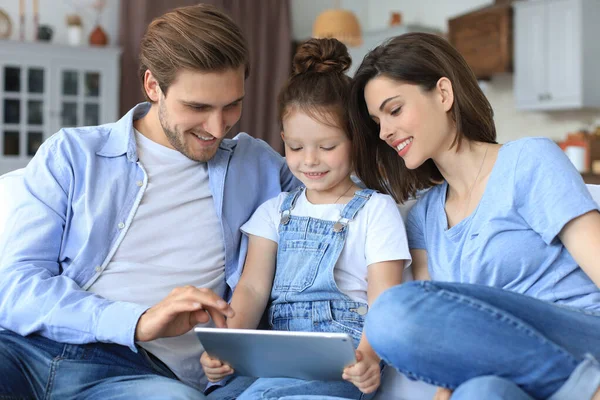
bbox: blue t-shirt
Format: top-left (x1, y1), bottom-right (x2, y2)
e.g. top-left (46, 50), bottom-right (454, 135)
top-left (407, 137), bottom-right (600, 311)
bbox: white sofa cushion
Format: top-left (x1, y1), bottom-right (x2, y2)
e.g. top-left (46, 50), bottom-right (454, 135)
top-left (0, 168), bottom-right (24, 239)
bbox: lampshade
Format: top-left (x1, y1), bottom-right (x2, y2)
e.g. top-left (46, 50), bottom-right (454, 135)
top-left (312, 9), bottom-right (363, 47)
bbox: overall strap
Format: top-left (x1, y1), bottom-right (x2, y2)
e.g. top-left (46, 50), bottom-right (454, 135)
top-left (279, 186), bottom-right (304, 225)
top-left (340, 189), bottom-right (375, 220)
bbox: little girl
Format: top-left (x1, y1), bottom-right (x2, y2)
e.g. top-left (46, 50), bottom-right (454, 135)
top-left (201, 38), bottom-right (410, 399)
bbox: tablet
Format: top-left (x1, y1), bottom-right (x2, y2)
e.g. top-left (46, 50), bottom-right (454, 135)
top-left (195, 327), bottom-right (357, 381)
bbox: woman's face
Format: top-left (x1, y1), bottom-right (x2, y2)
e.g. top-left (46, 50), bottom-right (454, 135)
top-left (363, 75), bottom-right (454, 169)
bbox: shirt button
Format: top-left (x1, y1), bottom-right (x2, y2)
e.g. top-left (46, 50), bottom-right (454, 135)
top-left (95, 266), bottom-right (102, 273)
top-left (118, 222), bottom-right (125, 229)
top-left (136, 181), bottom-right (143, 187)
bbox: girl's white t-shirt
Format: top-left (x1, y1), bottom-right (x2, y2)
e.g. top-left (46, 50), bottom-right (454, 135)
top-left (240, 189), bottom-right (411, 303)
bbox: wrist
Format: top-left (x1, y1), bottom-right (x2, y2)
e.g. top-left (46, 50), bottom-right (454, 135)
top-left (357, 344), bottom-right (380, 362)
top-left (135, 312), bottom-right (151, 342)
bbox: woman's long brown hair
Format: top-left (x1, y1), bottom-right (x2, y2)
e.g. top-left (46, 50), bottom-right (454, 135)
top-left (349, 33), bottom-right (497, 203)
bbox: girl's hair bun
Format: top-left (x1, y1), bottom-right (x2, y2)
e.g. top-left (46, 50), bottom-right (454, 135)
top-left (292, 38), bottom-right (351, 77)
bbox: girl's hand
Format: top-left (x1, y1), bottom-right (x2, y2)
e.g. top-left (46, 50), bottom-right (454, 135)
top-left (200, 351), bottom-right (234, 382)
top-left (342, 350), bottom-right (381, 394)
top-left (433, 387), bottom-right (453, 400)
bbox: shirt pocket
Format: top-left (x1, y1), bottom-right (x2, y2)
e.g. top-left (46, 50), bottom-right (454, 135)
top-left (274, 239), bottom-right (328, 293)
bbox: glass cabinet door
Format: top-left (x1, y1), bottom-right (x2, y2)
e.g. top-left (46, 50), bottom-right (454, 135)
top-left (58, 69), bottom-right (101, 129)
top-left (0, 64), bottom-right (47, 158)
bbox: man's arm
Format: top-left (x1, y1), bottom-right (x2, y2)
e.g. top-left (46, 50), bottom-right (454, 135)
top-left (0, 138), bottom-right (148, 350)
top-left (280, 160), bottom-right (301, 192)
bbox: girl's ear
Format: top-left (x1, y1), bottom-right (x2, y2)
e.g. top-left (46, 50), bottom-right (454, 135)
top-left (436, 77), bottom-right (454, 112)
top-left (280, 131), bottom-right (285, 141)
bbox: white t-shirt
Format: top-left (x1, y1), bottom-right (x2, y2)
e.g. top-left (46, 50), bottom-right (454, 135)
top-left (88, 130), bottom-right (225, 390)
top-left (240, 189), bottom-right (411, 303)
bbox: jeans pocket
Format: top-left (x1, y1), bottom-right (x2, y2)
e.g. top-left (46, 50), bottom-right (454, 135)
top-left (330, 320), bottom-right (363, 346)
top-left (274, 240), bottom-right (328, 293)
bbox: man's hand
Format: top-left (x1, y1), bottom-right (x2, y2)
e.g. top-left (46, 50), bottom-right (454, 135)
top-left (135, 286), bottom-right (234, 342)
top-left (200, 351), bottom-right (234, 382)
top-left (342, 350), bottom-right (381, 394)
top-left (434, 387), bottom-right (453, 400)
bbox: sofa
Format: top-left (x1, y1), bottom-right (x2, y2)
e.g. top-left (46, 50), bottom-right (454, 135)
top-left (2, 169), bottom-right (597, 400)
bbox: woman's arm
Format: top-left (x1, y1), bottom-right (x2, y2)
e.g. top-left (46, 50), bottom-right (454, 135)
top-left (559, 210), bottom-right (600, 287)
top-left (226, 234), bottom-right (278, 329)
top-left (411, 249), bottom-right (431, 281)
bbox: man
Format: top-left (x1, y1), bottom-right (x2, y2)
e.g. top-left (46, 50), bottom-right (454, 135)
top-left (0, 4), bottom-right (297, 399)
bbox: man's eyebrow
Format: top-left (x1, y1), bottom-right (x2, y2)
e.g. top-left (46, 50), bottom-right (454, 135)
top-left (181, 96), bottom-right (245, 108)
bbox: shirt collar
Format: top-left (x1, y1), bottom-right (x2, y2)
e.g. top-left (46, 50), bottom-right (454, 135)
top-left (96, 102), bottom-right (150, 161)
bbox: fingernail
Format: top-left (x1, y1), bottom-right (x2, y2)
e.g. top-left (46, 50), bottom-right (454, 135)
top-left (193, 302), bottom-right (201, 308)
top-left (217, 300), bottom-right (227, 307)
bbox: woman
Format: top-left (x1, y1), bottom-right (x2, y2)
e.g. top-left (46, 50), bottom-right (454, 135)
top-left (349, 32), bottom-right (600, 400)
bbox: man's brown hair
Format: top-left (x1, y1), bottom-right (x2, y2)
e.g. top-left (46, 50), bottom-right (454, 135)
top-left (139, 4), bottom-right (250, 101)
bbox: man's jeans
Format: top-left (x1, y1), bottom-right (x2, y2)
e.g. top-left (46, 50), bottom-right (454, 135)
top-left (0, 330), bottom-right (251, 400)
top-left (365, 281), bottom-right (600, 400)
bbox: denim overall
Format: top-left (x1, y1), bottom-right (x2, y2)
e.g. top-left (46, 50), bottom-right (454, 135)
top-left (268, 187), bottom-right (375, 347)
top-left (238, 187), bottom-right (378, 400)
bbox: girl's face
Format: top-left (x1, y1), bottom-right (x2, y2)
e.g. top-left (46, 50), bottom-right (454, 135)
top-left (363, 75), bottom-right (454, 169)
top-left (282, 110), bottom-right (353, 198)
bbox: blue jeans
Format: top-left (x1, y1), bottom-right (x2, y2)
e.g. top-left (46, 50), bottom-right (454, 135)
top-left (365, 281), bottom-right (600, 400)
top-left (0, 330), bottom-right (251, 400)
top-left (238, 377), bottom-right (371, 400)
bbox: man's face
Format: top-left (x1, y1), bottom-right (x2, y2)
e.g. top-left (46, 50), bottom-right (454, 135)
top-left (156, 68), bottom-right (245, 162)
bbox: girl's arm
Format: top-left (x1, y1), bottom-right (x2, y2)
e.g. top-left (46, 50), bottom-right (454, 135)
top-left (202, 233), bottom-right (277, 382)
top-left (343, 259), bottom-right (404, 393)
top-left (357, 260), bottom-right (404, 358)
top-left (227, 234), bottom-right (278, 329)
top-left (411, 249), bottom-right (431, 281)
top-left (559, 210), bottom-right (600, 287)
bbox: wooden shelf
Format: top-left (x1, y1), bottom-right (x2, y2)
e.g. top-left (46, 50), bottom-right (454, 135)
top-left (582, 173), bottom-right (600, 185)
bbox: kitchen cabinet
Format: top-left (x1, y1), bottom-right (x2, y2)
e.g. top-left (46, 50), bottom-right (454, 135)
top-left (0, 41), bottom-right (120, 174)
top-left (448, 4), bottom-right (513, 80)
top-left (514, 0), bottom-right (600, 110)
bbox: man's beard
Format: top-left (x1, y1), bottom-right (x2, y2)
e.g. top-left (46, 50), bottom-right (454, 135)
top-left (157, 102), bottom-right (220, 162)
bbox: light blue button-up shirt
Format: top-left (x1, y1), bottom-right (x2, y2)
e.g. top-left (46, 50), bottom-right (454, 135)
top-left (0, 103), bottom-right (298, 351)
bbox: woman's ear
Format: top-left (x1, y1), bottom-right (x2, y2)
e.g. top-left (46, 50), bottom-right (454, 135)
top-left (436, 77), bottom-right (454, 112)
top-left (280, 131), bottom-right (285, 141)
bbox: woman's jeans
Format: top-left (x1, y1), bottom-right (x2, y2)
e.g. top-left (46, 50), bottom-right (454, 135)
top-left (365, 281), bottom-right (600, 400)
top-left (0, 330), bottom-right (253, 400)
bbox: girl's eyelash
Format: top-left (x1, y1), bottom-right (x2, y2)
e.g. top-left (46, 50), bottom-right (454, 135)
top-left (321, 146), bottom-right (335, 151)
top-left (390, 107), bottom-right (402, 115)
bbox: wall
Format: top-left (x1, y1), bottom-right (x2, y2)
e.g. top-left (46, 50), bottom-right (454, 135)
top-left (291, 0), bottom-right (600, 144)
top-left (1, 0), bottom-right (120, 47)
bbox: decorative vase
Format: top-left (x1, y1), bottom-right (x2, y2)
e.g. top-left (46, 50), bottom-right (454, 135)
top-left (89, 24), bottom-right (108, 46)
top-left (67, 25), bottom-right (82, 45)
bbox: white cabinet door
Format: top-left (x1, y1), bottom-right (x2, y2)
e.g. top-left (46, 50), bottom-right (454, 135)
top-left (50, 61), bottom-right (108, 135)
top-left (514, 2), bottom-right (546, 109)
top-left (514, 0), bottom-right (600, 111)
top-left (0, 42), bottom-right (120, 175)
top-left (545, 0), bottom-right (582, 108)
top-left (0, 59), bottom-right (51, 173)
